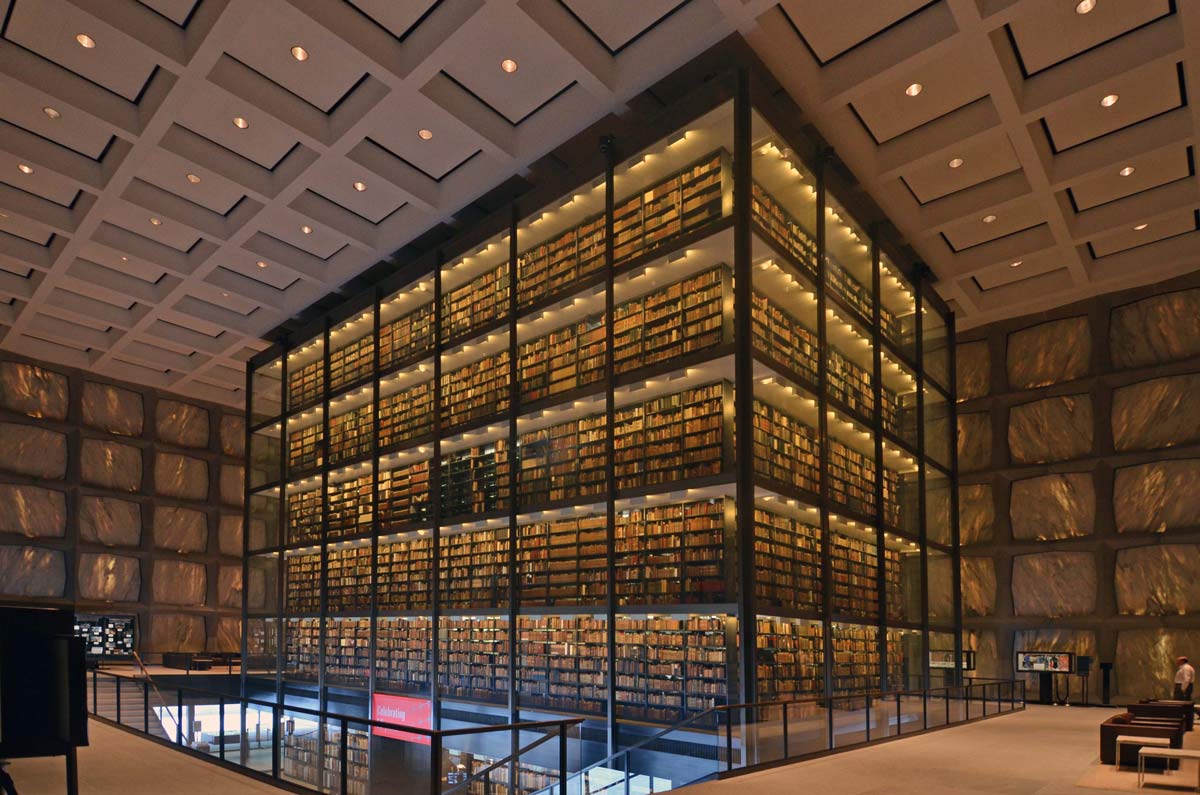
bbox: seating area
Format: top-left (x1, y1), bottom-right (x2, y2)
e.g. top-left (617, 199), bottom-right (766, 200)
top-left (1100, 700), bottom-right (1198, 782)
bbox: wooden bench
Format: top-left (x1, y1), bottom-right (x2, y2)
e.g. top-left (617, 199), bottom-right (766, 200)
top-left (1117, 735), bottom-right (1170, 770)
top-left (1138, 747), bottom-right (1200, 791)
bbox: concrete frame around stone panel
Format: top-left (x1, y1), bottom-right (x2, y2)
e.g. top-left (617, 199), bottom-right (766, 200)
top-left (955, 269), bottom-right (1200, 702)
top-left (0, 348), bottom-right (245, 653)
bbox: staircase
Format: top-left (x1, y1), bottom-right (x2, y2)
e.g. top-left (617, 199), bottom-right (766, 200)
top-left (89, 672), bottom-right (176, 741)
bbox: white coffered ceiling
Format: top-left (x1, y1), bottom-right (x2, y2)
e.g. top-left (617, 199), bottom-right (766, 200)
top-left (0, 0), bottom-right (1195, 407)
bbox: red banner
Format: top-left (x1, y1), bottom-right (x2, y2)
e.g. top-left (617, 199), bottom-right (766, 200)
top-left (371, 694), bottom-right (433, 745)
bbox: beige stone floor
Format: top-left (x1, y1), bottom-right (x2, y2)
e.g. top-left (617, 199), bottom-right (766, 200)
top-left (5, 720), bottom-right (282, 794)
top-left (686, 704), bottom-right (1145, 795)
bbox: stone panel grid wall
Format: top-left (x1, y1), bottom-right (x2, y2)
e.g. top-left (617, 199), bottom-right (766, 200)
top-left (0, 350), bottom-right (244, 653)
top-left (957, 273), bottom-right (1200, 702)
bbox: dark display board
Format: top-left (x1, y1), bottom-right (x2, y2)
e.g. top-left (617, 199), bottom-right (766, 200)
top-left (1016, 651), bottom-right (1074, 673)
top-left (74, 614), bottom-right (136, 658)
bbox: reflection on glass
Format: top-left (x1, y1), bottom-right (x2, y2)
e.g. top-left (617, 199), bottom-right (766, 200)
top-left (926, 467), bottom-right (953, 547)
top-left (250, 425), bottom-right (281, 489)
top-left (824, 195), bottom-right (873, 323)
top-left (286, 333), bottom-right (325, 413)
top-left (924, 385), bottom-right (952, 471)
top-left (880, 253), bottom-right (916, 358)
top-left (922, 302), bottom-right (950, 390)
top-left (251, 357), bottom-right (283, 424)
top-left (928, 548), bottom-right (954, 628)
top-left (249, 489), bottom-right (280, 550)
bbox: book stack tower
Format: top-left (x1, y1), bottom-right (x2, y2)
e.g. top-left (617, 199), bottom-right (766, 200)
top-left (244, 82), bottom-right (959, 771)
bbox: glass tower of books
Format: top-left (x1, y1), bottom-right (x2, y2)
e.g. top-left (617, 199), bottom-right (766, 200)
top-left (243, 68), bottom-right (959, 789)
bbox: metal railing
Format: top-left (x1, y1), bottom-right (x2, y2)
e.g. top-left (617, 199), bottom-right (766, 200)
top-left (533, 678), bottom-right (1025, 794)
top-left (87, 669), bottom-right (583, 795)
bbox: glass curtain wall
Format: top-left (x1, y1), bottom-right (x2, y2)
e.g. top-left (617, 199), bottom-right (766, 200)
top-left (243, 73), bottom-right (959, 780)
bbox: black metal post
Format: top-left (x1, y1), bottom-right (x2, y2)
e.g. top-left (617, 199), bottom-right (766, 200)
top-left (91, 669), bottom-right (97, 715)
top-left (601, 133), bottom-right (618, 755)
top-left (143, 680), bottom-right (150, 733)
top-left (340, 718), bottom-right (349, 795)
top-left (176, 689), bottom-right (183, 745)
top-left (219, 695), bottom-right (226, 760)
top-left (272, 705), bottom-right (281, 779)
top-left (559, 724), bottom-right (568, 795)
top-left (430, 734), bottom-right (442, 795)
top-left (115, 676), bottom-right (121, 724)
top-left (895, 691), bottom-right (901, 735)
top-left (733, 68), bottom-right (757, 708)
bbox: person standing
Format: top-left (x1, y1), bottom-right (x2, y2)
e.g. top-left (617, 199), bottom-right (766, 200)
top-left (1174, 656), bottom-right (1195, 701)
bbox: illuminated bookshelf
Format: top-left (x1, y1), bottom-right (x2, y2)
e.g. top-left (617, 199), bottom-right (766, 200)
top-left (245, 79), bottom-right (958, 741)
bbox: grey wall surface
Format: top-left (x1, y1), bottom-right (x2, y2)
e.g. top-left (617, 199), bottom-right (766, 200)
top-left (957, 272), bottom-right (1200, 702)
top-left (0, 351), bottom-right (244, 653)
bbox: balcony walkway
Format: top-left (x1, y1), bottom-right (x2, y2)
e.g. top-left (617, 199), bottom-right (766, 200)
top-left (686, 703), bottom-right (1180, 795)
top-left (5, 720), bottom-right (282, 795)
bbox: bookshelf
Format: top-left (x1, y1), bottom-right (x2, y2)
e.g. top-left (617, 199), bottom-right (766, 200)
top-left (614, 614), bottom-right (732, 723)
top-left (249, 92), bottom-right (957, 735)
top-left (614, 499), bottom-right (729, 606)
top-left (441, 264), bottom-right (509, 344)
top-left (757, 617), bottom-right (823, 700)
top-left (327, 544), bottom-right (371, 614)
top-left (440, 617), bottom-right (510, 705)
top-left (517, 414), bottom-right (607, 508)
top-left (375, 616), bottom-right (431, 693)
top-left (518, 514), bottom-right (608, 607)
top-left (379, 379), bottom-right (433, 451)
top-left (517, 615), bottom-right (608, 715)
top-left (380, 302), bottom-right (434, 370)
top-left (440, 527), bottom-right (511, 609)
top-left (327, 472), bottom-right (373, 540)
top-left (754, 509), bottom-right (821, 612)
top-left (281, 721), bottom-right (369, 795)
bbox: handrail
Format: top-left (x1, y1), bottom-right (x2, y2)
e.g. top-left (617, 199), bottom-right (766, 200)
top-left (532, 678), bottom-right (1026, 795)
top-left (130, 651), bottom-right (181, 737)
top-left (442, 721), bottom-right (576, 795)
top-left (91, 668), bottom-right (574, 740)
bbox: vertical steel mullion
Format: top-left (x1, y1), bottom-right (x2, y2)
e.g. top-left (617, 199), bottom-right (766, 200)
top-left (914, 270), bottom-right (931, 693)
top-left (602, 135), bottom-right (618, 755)
top-left (431, 255), bottom-right (445, 729)
top-left (317, 318), bottom-right (332, 754)
top-left (733, 68), bottom-right (757, 708)
top-left (870, 229), bottom-right (887, 692)
top-left (241, 364), bottom-right (254, 703)
top-left (948, 311), bottom-right (964, 687)
top-left (507, 206), bottom-right (520, 725)
top-left (369, 288), bottom-right (383, 703)
top-left (276, 348), bottom-right (289, 705)
top-left (814, 147), bottom-right (833, 740)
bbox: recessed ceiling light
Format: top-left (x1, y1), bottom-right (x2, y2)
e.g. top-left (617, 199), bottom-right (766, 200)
top-left (1119, 166), bottom-right (1135, 177)
top-left (186, 173), bottom-right (201, 184)
top-left (500, 58), bottom-right (518, 73)
top-left (1100, 94), bottom-right (1119, 107)
top-left (1134, 223), bottom-right (1148, 230)
top-left (948, 157), bottom-right (964, 169)
top-left (290, 45), bottom-right (309, 62)
top-left (76, 34), bottom-right (96, 49)
top-left (17, 163), bottom-right (33, 175)
top-left (233, 117), bottom-right (249, 129)
top-left (256, 260), bottom-right (268, 269)
top-left (982, 214), bottom-right (997, 224)
top-left (905, 82), bottom-right (923, 97)
top-left (301, 225), bottom-right (313, 235)
top-left (1075, 0), bottom-right (1096, 13)
top-left (1009, 260), bottom-right (1022, 268)
top-left (418, 129), bottom-right (433, 140)
top-left (42, 107), bottom-right (61, 120)
top-left (149, 217), bottom-right (162, 226)
top-left (352, 181), bottom-right (366, 192)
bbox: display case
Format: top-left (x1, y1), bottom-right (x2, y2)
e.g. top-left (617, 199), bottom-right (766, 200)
top-left (244, 73), bottom-right (958, 738)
